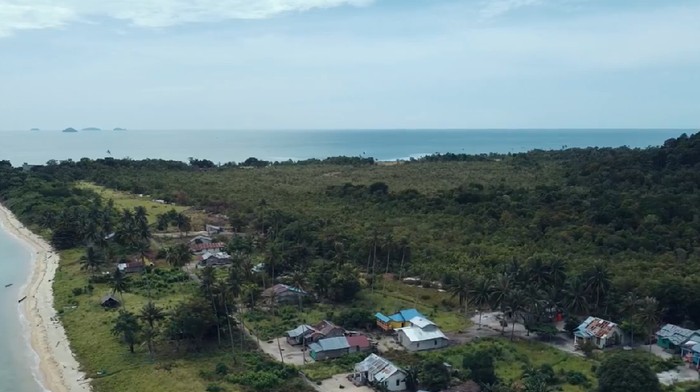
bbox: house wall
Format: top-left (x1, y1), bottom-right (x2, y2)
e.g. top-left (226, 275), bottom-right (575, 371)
top-left (312, 348), bottom-right (349, 361)
top-left (398, 331), bottom-right (448, 352)
top-left (382, 372), bottom-right (407, 391)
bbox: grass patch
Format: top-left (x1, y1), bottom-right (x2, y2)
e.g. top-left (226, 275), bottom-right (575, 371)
top-left (302, 353), bottom-right (366, 381)
top-left (76, 181), bottom-right (206, 227)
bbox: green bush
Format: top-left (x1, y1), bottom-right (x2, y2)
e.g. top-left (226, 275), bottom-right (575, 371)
top-left (566, 371), bottom-right (589, 386)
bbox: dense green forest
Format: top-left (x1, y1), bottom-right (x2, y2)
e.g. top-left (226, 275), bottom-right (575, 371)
top-left (2, 131), bottom-right (700, 332)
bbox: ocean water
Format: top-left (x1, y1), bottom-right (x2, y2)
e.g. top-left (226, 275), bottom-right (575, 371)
top-left (0, 129), bottom-right (691, 166)
top-left (0, 225), bottom-right (44, 392)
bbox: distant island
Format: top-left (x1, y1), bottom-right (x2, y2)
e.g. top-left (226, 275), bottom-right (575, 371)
top-left (113, 127), bottom-right (127, 131)
top-left (62, 127), bottom-right (78, 133)
top-left (81, 127), bottom-right (101, 131)
top-left (30, 128), bottom-right (40, 131)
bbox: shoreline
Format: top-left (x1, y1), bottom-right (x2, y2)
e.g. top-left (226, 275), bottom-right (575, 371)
top-left (0, 204), bottom-right (91, 392)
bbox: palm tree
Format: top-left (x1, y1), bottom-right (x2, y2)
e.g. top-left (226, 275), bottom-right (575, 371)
top-left (469, 277), bottom-right (492, 329)
top-left (548, 259), bottom-right (567, 289)
top-left (165, 244), bottom-right (191, 267)
top-left (79, 246), bottom-right (103, 275)
top-left (637, 296), bottom-right (661, 350)
top-left (289, 270), bottom-right (308, 311)
top-left (215, 279), bottom-right (237, 360)
top-left (527, 257), bottom-right (551, 290)
top-left (448, 271), bottom-right (470, 314)
top-left (111, 268), bottom-right (129, 303)
top-left (111, 310), bottom-right (141, 353)
top-left (584, 264), bottom-right (611, 313)
top-left (505, 288), bottom-right (527, 341)
top-left (139, 301), bottom-right (165, 356)
top-left (564, 276), bottom-right (589, 316)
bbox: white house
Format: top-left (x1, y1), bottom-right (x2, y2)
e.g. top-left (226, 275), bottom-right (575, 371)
top-left (352, 354), bottom-right (407, 391)
top-left (574, 316), bottom-right (623, 349)
top-left (396, 316), bottom-right (449, 352)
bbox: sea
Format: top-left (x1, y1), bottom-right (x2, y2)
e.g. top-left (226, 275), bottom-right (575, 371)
top-left (0, 128), bottom-right (694, 392)
top-left (0, 128), bottom-right (692, 166)
top-left (0, 225), bottom-right (44, 392)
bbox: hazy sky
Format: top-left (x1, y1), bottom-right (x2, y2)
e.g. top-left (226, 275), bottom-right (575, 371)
top-left (1, 0), bottom-right (699, 130)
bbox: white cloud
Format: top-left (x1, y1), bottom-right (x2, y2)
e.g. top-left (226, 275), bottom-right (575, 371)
top-left (480, 0), bottom-right (544, 19)
top-left (0, 3), bottom-right (76, 37)
top-left (0, 0), bottom-right (374, 35)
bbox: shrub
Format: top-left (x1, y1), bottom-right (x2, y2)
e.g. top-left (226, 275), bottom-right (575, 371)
top-left (205, 384), bottom-right (224, 392)
top-left (566, 371), bottom-right (589, 386)
top-left (215, 363), bottom-right (229, 376)
top-left (72, 287), bottom-right (83, 296)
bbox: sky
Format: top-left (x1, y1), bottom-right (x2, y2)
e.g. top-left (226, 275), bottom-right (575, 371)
top-left (0, 0), bottom-right (699, 130)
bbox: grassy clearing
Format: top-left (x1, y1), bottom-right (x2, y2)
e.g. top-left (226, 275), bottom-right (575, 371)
top-left (54, 249), bottom-right (312, 392)
top-left (243, 280), bottom-right (469, 341)
top-left (76, 181), bottom-right (207, 228)
top-left (301, 353), bottom-right (366, 381)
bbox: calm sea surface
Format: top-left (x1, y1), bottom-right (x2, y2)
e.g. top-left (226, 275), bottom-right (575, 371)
top-left (0, 128), bottom-right (693, 392)
top-left (0, 129), bottom-right (691, 166)
top-left (0, 226), bottom-right (44, 392)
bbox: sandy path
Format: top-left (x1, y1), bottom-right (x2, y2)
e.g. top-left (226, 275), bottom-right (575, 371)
top-left (0, 204), bottom-right (91, 392)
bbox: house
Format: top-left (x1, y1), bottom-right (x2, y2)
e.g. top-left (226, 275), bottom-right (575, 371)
top-left (347, 335), bottom-right (372, 353)
top-left (574, 316), bottom-right (623, 349)
top-left (197, 251), bottom-right (233, 268)
top-left (309, 336), bottom-right (351, 361)
top-left (681, 340), bottom-right (700, 370)
top-left (286, 324), bottom-right (315, 346)
top-left (375, 308), bottom-right (425, 331)
top-left (261, 283), bottom-right (308, 305)
top-left (656, 324), bottom-right (700, 352)
top-left (352, 354), bottom-right (407, 391)
top-left (189, 235), bottom-right (213, 245)
top-left (307, 320), bottom-right (345, 343)
top-left (117, 261), bottom-right (145, 274)
top-left (206, 224), bottom-right (224, 235)
top-left (190, 242), bottom-right (225, 255)
top-left (396, 316), bottom-right (449, 352)
top-left (100, 294), bottom-right (121, 308)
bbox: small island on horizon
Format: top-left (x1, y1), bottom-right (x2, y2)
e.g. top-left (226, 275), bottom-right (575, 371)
top-left (62, 127), bottom-right (78, 133)
top-left (113, 127), bottom-right (127, 131)
top-left (30, 128), bottom-right (40, 131)
top-left (81, 127), bottom-right (101, 131)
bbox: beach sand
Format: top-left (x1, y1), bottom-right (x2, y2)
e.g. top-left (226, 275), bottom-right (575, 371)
top-left (0, 204), bottom-right (91, 392)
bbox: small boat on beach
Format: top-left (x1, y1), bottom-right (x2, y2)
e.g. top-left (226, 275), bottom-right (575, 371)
top-left (18, 296), bottom-right (27, 303)
top-left (5, 283), bottom-right (12, 288)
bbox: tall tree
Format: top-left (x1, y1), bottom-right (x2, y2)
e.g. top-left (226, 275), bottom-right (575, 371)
top-left (111, 268), bottom-right (129, 302)
top-left (469, 277), bottom-right (492, 329)
top-left (584, 264), bottom-right (612, 313)
top-left (139, 301), bottom-right (165, 356)
top-left (597, 353), bottom-right (661, 392)
top-left (289, 270), bottom-right (308, 311)
top-left (448, 271), bottom-right (471, 314)
top-left (636, 296), bottom-right (661, 350)
top-left (164, 244), bottom-right (192, 267)
top-left (112, 310), bottom-right (141, 353)
top-left (79, 246), bottom-right (104, 275)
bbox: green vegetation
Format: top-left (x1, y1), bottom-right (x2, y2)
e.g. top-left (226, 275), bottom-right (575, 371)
top-left (597, 352), bottom-right (661, 392)
top-left (2, 132), bottom-right (700, 391)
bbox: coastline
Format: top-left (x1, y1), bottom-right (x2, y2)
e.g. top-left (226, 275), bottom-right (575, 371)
top-left (0, 204), bottom-right (91, 392)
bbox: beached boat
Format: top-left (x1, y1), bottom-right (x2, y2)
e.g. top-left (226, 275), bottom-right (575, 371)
top-left (4, 283), bottom-right (12, 288)
top-left (18, 296), bottom-right (26, 303)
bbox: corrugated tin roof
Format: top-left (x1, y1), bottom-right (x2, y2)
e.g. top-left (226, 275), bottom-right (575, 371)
top-left (287, 324), bottom-right (314, 338)
top-left (375, 312), bottom-right (391, 322)
top-left (574, 316), bottom-right (619, 339)
top-left (355, 354), bottom-right (403, 381)
top-left (312, 336), bottom-right (350, 352)
top-left (390, 308), bottom-right (424, 322)
top-left (190, 242), bottom-right (225, 251)
top-left (262, 283), bottom-right (308, 297)
top-left (397, 326), bottom-right (448, 342)
top-left (409, 316), bottom-right (436, 329)
top-left (656, 324), bottom-right (699, 346)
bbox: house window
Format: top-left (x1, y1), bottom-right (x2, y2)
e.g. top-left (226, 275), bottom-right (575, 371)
top-left (434, 339), bottom-right (437, 345)
top-left (396, 379), bottom-right (400, 386)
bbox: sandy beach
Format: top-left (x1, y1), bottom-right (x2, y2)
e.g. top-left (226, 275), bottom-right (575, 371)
top-left (0, 204), bottom-right (91, 392)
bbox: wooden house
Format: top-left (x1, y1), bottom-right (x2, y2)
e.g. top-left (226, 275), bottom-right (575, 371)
top-left (574, 316), bottom-right (623, 349)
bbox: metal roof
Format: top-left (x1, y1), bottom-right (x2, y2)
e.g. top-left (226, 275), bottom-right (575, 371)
top-left (390, 308), bottom-right (424, 322)
top-left (347, 335), bottom-right (371, 349)
top-left (262, 283), bottom-right (308, 297)
top-left (355, 354), bottom-right (404, 381)
top-left (287, 324), bottom-right (314, 338)
top-left (656, 324), bottom-right (699, 346)
top-left (409, 316), bottom-right (436, 329)
top-left (574, 316), bottom-right (619, 339)
top-left (397, 326), bottom-right (448, 342)
top-left (375, 312), bottom-right (391, 323)
top-left (311, 336), bottom-right (350, 352)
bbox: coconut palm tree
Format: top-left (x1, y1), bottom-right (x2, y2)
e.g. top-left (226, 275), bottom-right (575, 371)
top-left (637, 296), bottom-right (661, 350)
top-left (289, 270), bottom-right (308, 311)
top-left (564, 276), bottom-right (589, 316)
top-left (548, 259), bottom-right (568, 289)
top-left (111, 268), bottom-right (129, 303)
top-left (165, 244), bottom-right (191, 268)
top-left (448, 271), bottom-right (471, 314)
top-left (79, 246), bottom-right (103, 275)
top-left (469, 276), bottom-right (492, 329)
top-left (111, 310), bottom-right (141, 353)
top-left (584, 264), bottom-right (611, 313)
top-left (505, 288), bottom-right (527, 341)
top-left (139, 301), bottom-right (165, 356)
